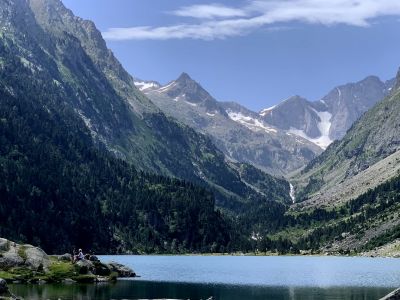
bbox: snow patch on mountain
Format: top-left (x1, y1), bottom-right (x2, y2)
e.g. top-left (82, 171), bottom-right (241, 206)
top-left (259, 105), bottom-right (276, 116)
top-left (289, 183), bottom-right (296, 203)
top-left (185, 101), bottom-right (198, 107)
top-left (288, 109), bottom-right (333, 149)
top-left (227, 111), bottom-right (277, 134)
top-left (134, 81), bottom-right (160, 91)
top-left (157, 81), bottom-right (176, 93)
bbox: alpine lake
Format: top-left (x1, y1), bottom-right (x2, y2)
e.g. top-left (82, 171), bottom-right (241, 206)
top-left (9, 255), bottom-right (400, 300)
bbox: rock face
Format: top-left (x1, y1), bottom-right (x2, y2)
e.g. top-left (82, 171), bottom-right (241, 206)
top-left (0, 238), bottom-right (50, 271)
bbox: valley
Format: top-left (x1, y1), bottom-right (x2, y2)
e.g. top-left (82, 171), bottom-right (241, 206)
top-left (0, 0), bottom-right (400, 260)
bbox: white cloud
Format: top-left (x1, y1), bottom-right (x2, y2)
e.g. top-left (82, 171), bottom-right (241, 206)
top-left (172, 4), bottom-right (248, 19)
top-left (102, 0), bottom-right (400, 41)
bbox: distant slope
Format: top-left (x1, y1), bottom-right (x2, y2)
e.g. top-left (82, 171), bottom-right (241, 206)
top-left (293, 70), bottom-right (400, 204)
top-left (260, 76), bottom-right (394, 149)
top-left (142, 73), bottom-right (321, 176)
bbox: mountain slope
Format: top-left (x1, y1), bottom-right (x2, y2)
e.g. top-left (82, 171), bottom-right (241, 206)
top-left (142, 73), bottom-right (321, 176)
top-left (293, 70), bottom-right (400, 204)
top-left (0, 39), bottom-right (230, 254)
top-left (260, 76), bottom-right (394, 149)
top-left (0, 0), bottom-right (291, 213)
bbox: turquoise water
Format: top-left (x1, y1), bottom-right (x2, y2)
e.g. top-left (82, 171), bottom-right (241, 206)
top-left (9, 255), bottom-right (400, 299)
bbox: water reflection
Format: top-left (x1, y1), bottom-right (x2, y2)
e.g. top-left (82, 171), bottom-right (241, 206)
top-left (9, 280), bottom-right (393, 300)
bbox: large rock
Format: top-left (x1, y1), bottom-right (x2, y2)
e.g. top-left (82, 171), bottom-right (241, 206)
top-left (57, 253), bottom-right (72, 262)
top-left (0, 240), bottom-right (10, 252)
top-left (0, 239), bottom-right (50, 271)
top-left (24, 246), bottom-right (50, 270)
top-left (92, 262), bottom-right (111, 276)
top-left (107, 262), bottom-right (135, 277)
top-left (76, 259), bottom-right (94, 274)
top-left (0, 279), bottom-right (7, 294)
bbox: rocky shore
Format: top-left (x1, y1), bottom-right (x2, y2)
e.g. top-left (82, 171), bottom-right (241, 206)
top-left (0, 238), bottom-right (135, 286)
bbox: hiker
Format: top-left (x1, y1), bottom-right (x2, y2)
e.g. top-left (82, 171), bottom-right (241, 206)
top-left (77, 249), bottom-right (84, 260)
top-left (73, 248), bottom-right (85, 263)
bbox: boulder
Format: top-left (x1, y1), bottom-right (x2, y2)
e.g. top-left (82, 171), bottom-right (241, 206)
top-left (76, 259), bottom-right (94, 274)
top-left (24, 246), bottom-right (50, 270)
top-left (0, 240), bottom-right (10, 252)
top-left (0, 239), bottom-right (50, 271)
top-left (92, 262), bottom-right (111, 276)
top-left (62, 278), bottom-right (76, 284)
top-left (89, 255), bottom-right (100, 262)
top-left (0, 249), bottom-right (24, 269)
top-left (0, 279), bottom-right (8, 294)
top-left (58, 253), bottom-right (72, 262)
top-left (107, 262), bottom-right (136, 278)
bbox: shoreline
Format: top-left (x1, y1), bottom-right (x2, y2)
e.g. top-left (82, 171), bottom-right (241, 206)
top-left (100, 252), bottom-right (400, 258)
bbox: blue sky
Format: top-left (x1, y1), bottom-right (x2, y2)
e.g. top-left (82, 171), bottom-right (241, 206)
top-left (62, 0), bottom-right (400, 111)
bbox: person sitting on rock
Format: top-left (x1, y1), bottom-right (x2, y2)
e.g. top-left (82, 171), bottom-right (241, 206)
top-left (73, 249), bottom-right (85, 263)
top-left (77, 249), bottom-right (84, 260)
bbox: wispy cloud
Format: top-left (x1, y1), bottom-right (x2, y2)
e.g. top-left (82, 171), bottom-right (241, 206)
top-left (172, 4), bottom-right (248, 19)
top-left (102, 0), bottom-right (400, 41)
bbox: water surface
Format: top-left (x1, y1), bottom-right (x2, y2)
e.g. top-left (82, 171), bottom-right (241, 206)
top-left (9, 255), bottom-right (400, 300)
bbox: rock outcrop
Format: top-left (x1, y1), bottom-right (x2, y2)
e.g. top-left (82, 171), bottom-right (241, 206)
top-left (0, 238), bottom-right (136, 284)
top-left (0, 238), bottom-right (50, 271)
top-left (108, 262), bottom-right (136, 277)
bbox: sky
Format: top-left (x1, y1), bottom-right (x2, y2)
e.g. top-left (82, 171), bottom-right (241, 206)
top-left (62, 0), bottom-right (400, 111)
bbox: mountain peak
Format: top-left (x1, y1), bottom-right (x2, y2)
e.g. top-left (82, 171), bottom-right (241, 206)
top-left (176, 72), bottom-right (194, 83)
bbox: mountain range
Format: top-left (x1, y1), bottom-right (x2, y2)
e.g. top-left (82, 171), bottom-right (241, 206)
top-left (138, 73), bottom-right (321, 176)
top-left (137, 71), bottom-right (393, 174)
top-left (1, 0), bottom-right (400, 256)
top-left (260, 76), bottom-right (394, 147)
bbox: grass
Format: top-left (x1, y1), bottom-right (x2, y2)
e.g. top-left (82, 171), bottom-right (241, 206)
top-left (108, 272), bottom-right (118, 281)
top-left (17, 246), bottom-right (27, 261)
top-left (0, 267), bottom-right (36, 283)
top-left (45, 261), bottom-right (76, 282)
